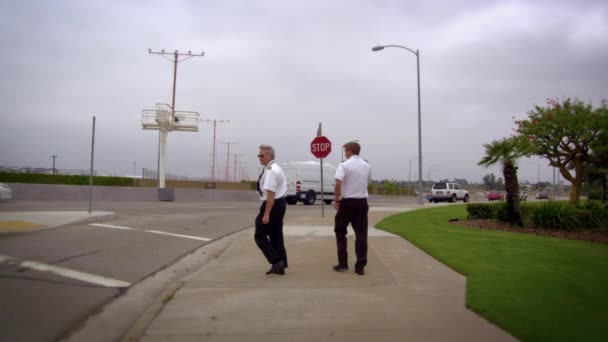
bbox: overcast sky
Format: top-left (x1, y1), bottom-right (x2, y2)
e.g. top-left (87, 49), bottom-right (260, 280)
top-left (1, 0), bottom-right (607, 184)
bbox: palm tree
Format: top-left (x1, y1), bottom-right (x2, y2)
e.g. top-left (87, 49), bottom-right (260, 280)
top-left (478, 136), bottom-right (532, 226)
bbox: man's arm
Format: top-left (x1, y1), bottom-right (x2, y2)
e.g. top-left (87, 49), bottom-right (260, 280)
top-left (262, 190), bottom-right (275, 224)
top-left (334, 179), bottom-right (342, 210)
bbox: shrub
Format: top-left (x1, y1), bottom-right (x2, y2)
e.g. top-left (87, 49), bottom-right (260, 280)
top-left (0, 172), bottom-right (135, 187)
top-left (494, 202), bottom-right (509, 222)
top-left (582, 202), bottom-right (608, 232)
top-left (528, 201), bottom-right (579, 230)
top-left (467, 204), bottom-right (495, 219)
top-left (587, 189), bottom-right (601, 201)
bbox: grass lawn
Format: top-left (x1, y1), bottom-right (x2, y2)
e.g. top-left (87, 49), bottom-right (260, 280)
top-left (376, 205), bottom-right (608, 342)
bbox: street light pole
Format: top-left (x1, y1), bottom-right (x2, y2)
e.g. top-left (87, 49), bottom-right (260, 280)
top-left (372, 44), bottom-right (424, 205)
top-left (408, 156), bottom-right (418, 196)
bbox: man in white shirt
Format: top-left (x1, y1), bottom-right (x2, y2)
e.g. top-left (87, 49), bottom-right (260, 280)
top-left (255, 144), bottom-right (288, 275)
top-left (332, 141), bottom-right (372, 275)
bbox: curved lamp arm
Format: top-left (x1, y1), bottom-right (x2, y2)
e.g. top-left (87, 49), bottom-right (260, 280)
top-left (372, 45), bottom-right (418, 56)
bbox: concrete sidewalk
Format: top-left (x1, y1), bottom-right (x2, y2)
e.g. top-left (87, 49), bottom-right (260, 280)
top-left (0, 210), bottom-right (115, 233)
top-left (132, 208), bottom-right (516, 342)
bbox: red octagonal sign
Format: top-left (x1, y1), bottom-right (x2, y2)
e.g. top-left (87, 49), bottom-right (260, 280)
top-left (311, 136), bottom-right (332, 159)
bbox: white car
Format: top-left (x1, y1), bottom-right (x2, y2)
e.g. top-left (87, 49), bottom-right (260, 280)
top-left (431, 182), bottom-right (469, 203)
top-left (0, 183), bottom-right (12, 202)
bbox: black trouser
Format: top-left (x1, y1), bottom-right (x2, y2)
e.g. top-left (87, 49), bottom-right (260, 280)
top-left (254, 198), bottom-right (287, 266)
top-left (334, 198), bottom-right (368, 270)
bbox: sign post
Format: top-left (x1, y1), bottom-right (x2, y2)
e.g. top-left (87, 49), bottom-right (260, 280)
top-left (311, 124), bottom-right (332, 217)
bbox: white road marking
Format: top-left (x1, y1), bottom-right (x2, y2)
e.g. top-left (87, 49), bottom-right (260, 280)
top-left (90, 223), bottom-right (133, 230)
top-left (19, 260), bottom-right (131, 288)
top-left (145, 230), bottom-right (212, 241)
top-left (1, 253), bottom-right (131, 288)
top-left (0, 254), bottom-right (14, 263)
top-left (89, 224), bottom-right (211, 242)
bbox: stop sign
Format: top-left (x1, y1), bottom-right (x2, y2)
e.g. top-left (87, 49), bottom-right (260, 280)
top-left (311, 136), bottom-right (332, 158)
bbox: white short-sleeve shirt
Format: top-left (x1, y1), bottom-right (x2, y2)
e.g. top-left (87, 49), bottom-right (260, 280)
top-left (335, 155), bottom-right (372, 199)
top-left (259, 161), bottom-right (288, 201)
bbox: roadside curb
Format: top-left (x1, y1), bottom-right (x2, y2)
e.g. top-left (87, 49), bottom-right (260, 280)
top-left (61, 227), bottom-right (247, 342)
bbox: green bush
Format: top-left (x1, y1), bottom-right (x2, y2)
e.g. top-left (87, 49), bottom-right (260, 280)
top-left (466, 203), bottom-right (495, 219)
top-left (528, 201), bottom-right (579, 230)
top-left (587, 190), bottom-right (601, 201)
top-left (582, 202), bottom-right (608, 232)
top-left (467, 201), bottom-right (608, 231)
top-left (0, 172), bottom-right (135, 187)
top-left (494, 202), bottom-right (509, 222)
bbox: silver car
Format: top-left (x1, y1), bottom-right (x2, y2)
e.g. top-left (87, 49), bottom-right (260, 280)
top-left (0, 183), bottom-right (12, 201)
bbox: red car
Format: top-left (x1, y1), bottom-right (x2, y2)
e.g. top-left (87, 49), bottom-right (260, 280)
top-left (487, 192), bottom-right (505, 201)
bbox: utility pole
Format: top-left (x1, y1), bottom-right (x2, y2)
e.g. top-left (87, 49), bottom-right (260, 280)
top-left (233, 154), bottom-right (242, 182)
top-left (238, 162), bottom-right (244, 182)
top-left (51, 155), bottom-right (59, 175)
top-left (202, 119), bottom-right (230, 181)
top-left (148, 48), bottom-right (204, 188)
top-left (537, 164), bottom-right (540, 191)
top-left (220, 141), bottom-right (238, 181)
top-left (241, 164), bottom-right (250, 181)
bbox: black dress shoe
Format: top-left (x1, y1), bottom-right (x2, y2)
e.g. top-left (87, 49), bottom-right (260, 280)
top-left (266, 260), bottom-right (286, 275)
top-left (354, 268), bottom-right (365, 276)
top-left (332, 264), bottom-right (349, 272)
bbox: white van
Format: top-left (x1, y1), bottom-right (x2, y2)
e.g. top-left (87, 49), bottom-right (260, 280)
top-left (280, 161), bottom-right (336, 205)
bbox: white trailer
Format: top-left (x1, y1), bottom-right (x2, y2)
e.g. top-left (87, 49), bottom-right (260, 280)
top-left (280, 161), bottom-right (336, 205)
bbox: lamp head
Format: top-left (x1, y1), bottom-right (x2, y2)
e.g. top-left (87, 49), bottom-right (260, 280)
top-left (371, 46), bottom-right (385, 52)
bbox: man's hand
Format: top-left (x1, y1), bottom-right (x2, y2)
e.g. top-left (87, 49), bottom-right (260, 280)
top-left (334, 179), bottom-right (342, 211)
top-left (263, 190), bottom-right (275, 224)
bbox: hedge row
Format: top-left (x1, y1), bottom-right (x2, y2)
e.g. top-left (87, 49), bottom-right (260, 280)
top-left (0, 172), bottom-right (135, 187)
top-left (467, 201), bottom-right (608, 232)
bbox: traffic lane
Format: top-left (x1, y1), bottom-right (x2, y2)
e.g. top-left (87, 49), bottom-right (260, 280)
top-left (0, 200), bottom-right (260, 214)
top-left (105, 207), bottom-right (258, 240)
top-left (0, 203), bottom-right (259, 342)
top-left (0, 223), bottom-right (204, 284)
top-left (0, 263), bottom-right (119, 342)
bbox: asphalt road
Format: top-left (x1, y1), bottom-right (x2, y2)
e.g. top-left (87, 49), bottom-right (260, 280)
top-left (0, 195), bottom-right (496, 342)
top-left (0, 200), bottom-right (268, 342)
top-left (1, 199), bottom-right (394, 342)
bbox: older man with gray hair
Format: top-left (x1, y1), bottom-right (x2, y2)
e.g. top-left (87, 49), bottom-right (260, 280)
top-left (255, 144), bottom-right (288, 275)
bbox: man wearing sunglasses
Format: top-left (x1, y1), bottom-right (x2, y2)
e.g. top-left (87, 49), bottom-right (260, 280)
top-left (255, 144), bottom-right (288, 275)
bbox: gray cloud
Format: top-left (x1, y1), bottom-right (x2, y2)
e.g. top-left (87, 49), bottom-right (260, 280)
top-left (1, 0), bottom-right (606, 184)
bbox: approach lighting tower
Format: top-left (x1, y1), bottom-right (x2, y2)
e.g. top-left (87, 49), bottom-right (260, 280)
top-left (143, 49), bottom-right (204, 190)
